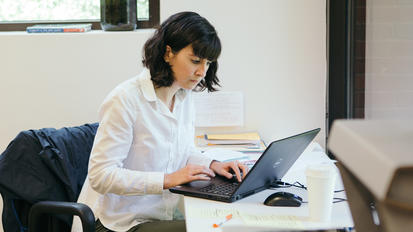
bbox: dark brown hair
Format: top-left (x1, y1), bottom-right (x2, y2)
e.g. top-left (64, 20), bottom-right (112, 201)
top-left (142, 11), bottom-right (221, 91)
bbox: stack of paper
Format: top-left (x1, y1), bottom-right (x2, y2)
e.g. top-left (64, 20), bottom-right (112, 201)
top-left (205, 132), bottom-right (260, 145)
top-left (196, 132), bottom-right (266, 152)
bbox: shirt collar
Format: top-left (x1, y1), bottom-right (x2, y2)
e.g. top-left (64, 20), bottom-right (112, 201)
top-left (137, 68), bottom-right (189, 103)
top-left (137, 68), bottom-right (157, 102)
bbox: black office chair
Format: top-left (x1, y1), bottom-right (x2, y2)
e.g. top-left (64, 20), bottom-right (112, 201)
top-left (0, 123), bottom-right (99, 232)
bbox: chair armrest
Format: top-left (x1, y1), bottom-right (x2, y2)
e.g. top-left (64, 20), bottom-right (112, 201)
top-left (28, 201), bottom-right (95, 232)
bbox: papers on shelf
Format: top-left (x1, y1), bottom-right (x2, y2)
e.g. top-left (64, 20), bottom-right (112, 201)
top-left (205, 132), bottom-right (260, 141)
top-left (197, 141), bottom-right (266, 153)
top-left (196, 132), bottom-right (266, 152)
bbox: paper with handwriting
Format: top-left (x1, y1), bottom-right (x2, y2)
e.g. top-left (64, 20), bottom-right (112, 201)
top-left (188, 207), bottom-right (305, 229)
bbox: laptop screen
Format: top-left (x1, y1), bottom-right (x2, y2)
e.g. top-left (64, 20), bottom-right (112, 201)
top-left (234, 128), bottom-right (320, 196)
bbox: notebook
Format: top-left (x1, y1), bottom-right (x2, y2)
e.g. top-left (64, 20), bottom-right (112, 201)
top-left (169, 128), bottom-right (320, 202)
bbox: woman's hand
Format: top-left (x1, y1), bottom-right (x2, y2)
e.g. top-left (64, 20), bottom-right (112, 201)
top-left (209, 160), bottom-right (248, 182)
top-left (163, 164), bottom-right (215, 189)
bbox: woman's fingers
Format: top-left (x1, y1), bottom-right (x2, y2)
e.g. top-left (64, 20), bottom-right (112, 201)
top-left (228, 161), bottom-right (249, 182)
top-left (230, 161), bottom-right (242, 182)
top-left (221, 164), bottom-right (233, 179)
top-left (192, 174), bottom-right (211, 181)
top-left (189, 161), bottom-right (250, 184)
top-left (200, 165), bottom-right (215, 177)
top-left (190, 161), bottom-right (249, 183)
top-left (190, 165), bottom-right (215, 178)
top-left (218, 161), bottom-right (241, 181)
top-left (239, 162), bottom-right (249, 179)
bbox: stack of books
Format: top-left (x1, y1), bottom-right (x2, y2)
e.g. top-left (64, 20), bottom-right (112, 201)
top-left (196, 132), bottom-right (266, 153)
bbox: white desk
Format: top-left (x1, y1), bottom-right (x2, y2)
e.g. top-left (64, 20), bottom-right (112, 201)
top-left (183, 143), bottom-right (354, 232)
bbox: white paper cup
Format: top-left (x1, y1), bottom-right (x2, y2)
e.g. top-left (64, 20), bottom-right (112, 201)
top-left (306, 164), bottom-right (337, 222)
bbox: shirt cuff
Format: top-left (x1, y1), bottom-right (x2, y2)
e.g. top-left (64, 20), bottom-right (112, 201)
top-left (144, 172), bottom-right (164, 194)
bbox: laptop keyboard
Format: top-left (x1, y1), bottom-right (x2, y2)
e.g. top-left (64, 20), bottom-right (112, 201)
top-left (199, 182), bottom-right (239, 196)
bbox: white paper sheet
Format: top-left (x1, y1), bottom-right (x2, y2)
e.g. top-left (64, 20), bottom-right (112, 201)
top-left (202, 148), bottom-right (250, 162)
top-left (193, 91), bottom-right (244, 127)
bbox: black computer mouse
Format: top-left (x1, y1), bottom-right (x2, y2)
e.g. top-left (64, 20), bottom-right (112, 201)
top-left (263, 191), bottom-right (302, 207)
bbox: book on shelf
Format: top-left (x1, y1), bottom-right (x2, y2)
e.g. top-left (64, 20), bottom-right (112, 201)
top-left (26, 24), bottom-right (92, 33)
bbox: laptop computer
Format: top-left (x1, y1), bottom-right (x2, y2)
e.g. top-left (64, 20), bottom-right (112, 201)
top-left (169, 128), bottom-right (320, 203)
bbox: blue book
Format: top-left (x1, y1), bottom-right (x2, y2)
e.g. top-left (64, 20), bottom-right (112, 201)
top-left (26, 24), bottom-right (92, 33)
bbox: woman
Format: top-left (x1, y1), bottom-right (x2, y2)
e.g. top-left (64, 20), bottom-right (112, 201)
top-left (72, 12), bottom-right (247, 232)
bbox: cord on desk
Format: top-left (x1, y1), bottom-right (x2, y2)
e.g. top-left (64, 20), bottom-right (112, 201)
top-left (337, 227), bottom-right (355, 232)
top-left (271, 180), bottom-right (345, 193)
top-left (270, 180), bottom-right (347, 203)
top-left (333, 197), bottom-right (347, 203)
top-left (334, 189), bottom-right (345, 193)
top-left (270, 180), bottom-right (307, 189)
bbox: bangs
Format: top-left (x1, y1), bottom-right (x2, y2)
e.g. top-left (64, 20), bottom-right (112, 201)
top-left (192, 35), bottom-right (221, 61)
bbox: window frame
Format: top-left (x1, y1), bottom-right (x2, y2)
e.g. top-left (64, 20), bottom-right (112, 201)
top-left (0, 0), bottom-right (159, 31)
top-left (327, 0), bottom-right (366, 129)
top-left (327, 0), bottom-right (366, 157)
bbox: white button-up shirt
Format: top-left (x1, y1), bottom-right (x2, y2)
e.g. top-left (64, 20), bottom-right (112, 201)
top-left (72, 69), bottom-right (212, 232)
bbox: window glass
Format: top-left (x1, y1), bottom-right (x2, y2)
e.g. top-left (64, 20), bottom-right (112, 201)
top-left (137, 0), bottom-right (149, 20)
top-left (0, 0), bottom-right (149, 21)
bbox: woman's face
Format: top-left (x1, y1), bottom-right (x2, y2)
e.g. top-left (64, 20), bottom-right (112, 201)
top-left (165, 44), bottom-right (212, 90)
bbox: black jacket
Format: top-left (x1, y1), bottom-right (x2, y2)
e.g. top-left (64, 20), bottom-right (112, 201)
top-left (0, 123), bottom-right (98, 232)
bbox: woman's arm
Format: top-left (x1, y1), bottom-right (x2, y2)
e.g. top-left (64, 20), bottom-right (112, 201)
top-left (88, 91), bottom-right (164, 195)
top-left (163, 164), bottom-right (215, 189)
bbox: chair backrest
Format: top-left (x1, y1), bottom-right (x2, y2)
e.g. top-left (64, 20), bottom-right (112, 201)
top-left (0, 123), bottom-right (99, 232)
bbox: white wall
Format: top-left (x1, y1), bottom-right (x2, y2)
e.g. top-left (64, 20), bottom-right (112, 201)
top-left (0, 1), bottom-right (326, 230)
top-left (0, 0), bottom-right (327, 152)
top-left (0, 30), bottom-right (153, 152)
top-left (0, 30), bottom-right (152, 232)
top-left (161, 0), bottom-right (326, 145)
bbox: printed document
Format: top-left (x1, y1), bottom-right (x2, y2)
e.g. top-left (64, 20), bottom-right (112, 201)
top-left (193, 91), bottom-right (244, 127)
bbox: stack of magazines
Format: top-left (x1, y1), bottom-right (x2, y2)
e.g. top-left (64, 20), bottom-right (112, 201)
top-left (196, 132), bottom-right (266, 152)
top-left (26, 24), bottom-right (92, 33)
